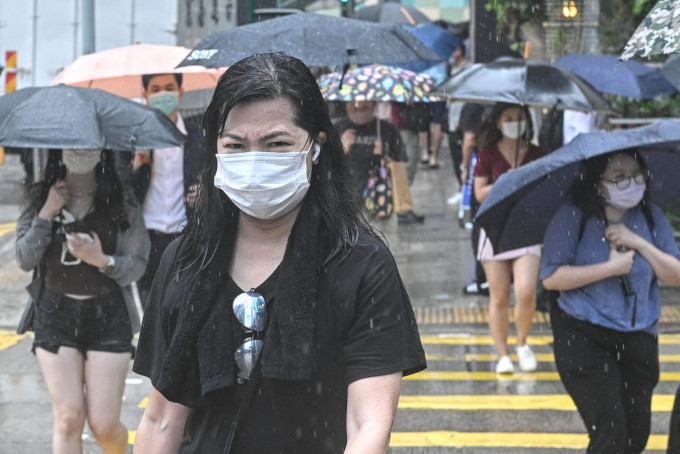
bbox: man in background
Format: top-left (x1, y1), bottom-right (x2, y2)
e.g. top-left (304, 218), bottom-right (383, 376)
top-left (119, 73), bottom-right (202, 306)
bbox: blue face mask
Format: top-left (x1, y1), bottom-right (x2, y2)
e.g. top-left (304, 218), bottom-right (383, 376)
top-left (148, 91), bottom-right (179, 116)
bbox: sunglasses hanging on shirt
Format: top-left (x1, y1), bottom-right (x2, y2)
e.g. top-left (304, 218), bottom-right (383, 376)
top-left (233, 289), bottom-right (267, 381)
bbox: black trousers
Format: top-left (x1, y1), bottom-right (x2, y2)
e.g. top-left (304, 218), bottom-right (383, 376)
top-left (138, 230), bottom-right (176, 310)
top-left (447, 130), bottom-right (463, 186)
top-left (551, 304), bottom-right (659, 454)
top-left (668, 385), bottom-right (680, 453)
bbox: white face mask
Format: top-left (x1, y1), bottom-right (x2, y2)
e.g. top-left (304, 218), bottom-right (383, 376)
top-left (214, 141), bottom-right (321, 220)
top-left (604, 180), bottom-right (646, 210)
top-left (501, 121), bottom-right (527, 140)
top-left (62, 149), bottom-right (101, 174)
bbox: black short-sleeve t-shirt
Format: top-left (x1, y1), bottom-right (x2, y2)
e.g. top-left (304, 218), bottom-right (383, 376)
top-left (133, 232), bottom-right (426, 454)
top-left (334, 118), bottom-right (406, 197)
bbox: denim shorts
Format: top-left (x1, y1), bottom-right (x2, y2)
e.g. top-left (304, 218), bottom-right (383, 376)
top-left (33, 288), bottom-right (134, 358)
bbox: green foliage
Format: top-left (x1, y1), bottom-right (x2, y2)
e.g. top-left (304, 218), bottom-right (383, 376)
top-left (485, 0), bottom-right (544, 25)
top-left (610, 94), bottom-right (680, 118)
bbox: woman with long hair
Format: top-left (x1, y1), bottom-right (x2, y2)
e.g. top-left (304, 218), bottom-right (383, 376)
top-left (132, 52), bottom-right (426, 453)
top-left (542, 150), bottom-right (680, 453)
top-left (474, 102), bottom-right (545, 374)
top-left (15, 149), bottom-right (149, 453)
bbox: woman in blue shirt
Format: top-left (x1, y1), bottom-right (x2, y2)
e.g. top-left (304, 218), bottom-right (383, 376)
top-left (541, 149), bottom-right (680, 454)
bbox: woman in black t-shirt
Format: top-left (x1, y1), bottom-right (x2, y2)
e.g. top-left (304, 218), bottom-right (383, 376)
top-left (132, 52), bottom-right (426, 454)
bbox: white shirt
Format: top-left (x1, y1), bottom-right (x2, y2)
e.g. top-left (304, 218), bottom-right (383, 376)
top-left (563, 110), bottom-right (602, 145)
top-left (142, 114), bottom-right (187, 234)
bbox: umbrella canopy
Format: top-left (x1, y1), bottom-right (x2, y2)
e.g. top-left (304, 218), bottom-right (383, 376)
top-left (661, 54), bottom-right (680, 91)
top-left (0, 86), bottom-right (185, 151)
top-left (353, 3), bottom-right (430, 25)
top-left (475, 120), bottom-right (680, 253)
top-left (553, 53), bottom-right (676, 99)
top-left (399, 23), bottom-right (461, 74)
top-left (319, 64), bottom-right (436, 102)
top-left (621, 0), bottom-right (680, 60)
top-left (431, 58), bottom-right (614, 114)
top-left (51, 44), bottom-right (225, 98)
top-left (175, 13), bottom-right (439, 69)
top-left (404, 23), bottom-right (461, 61)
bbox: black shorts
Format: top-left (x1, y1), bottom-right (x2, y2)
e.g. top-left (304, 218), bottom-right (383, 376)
top-left (431, 101), bottom-right (447, 125)
top-left (33, 289), bottom-right (134, 358)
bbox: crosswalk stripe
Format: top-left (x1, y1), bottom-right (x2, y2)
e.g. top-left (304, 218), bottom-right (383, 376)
top-left (440, 352), bottom-right (680, 363)
top-left (135, 394), bottom-right (678, 412)
top-left (421, 334), bottom-right (680, 345)
top-left (0, 330), bottom-right (27, 350)
top-left (398, 394), bottom-right (675, 411)
top-left (0, 222), bottom-right (16, 237)
top-left (126, 430), bottom-right (668, 448)
top-left (389, 431), bottom-right (668, 449)
top-left (405, 370), bottom-right (680, 381)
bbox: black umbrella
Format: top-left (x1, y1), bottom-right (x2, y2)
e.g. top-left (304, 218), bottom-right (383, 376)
top-left (353, 3), bottom-right (429, 25)
top-left (431, 58), bottom-right (614, 114)
top-left (475, 120), bottom-right (680, 254)
top-left (175, 13), bottom-right (439, 69)
top-left (0, 86), bottom-right (185, 151)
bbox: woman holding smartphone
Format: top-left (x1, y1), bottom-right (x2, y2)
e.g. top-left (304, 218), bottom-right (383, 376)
top-left (16, 149), bottom-right (149, 453)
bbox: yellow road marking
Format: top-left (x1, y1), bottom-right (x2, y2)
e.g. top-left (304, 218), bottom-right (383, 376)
top-left (0, 329), bottom-right (28, 350)
top-left (127, 430), bottom-right (669, 448)
top-left (454, 353), bottom-right (680, 363)
top-left (398, 394), bottom-right (675, 412)
top-left (0, 222), bottom-right (16, 237)
top-left (421, 334), bottom-right (680, 345)
top-left (389, 431), bottom-right (668, 449)
top-left (136, 393), bottom-right (677, 413)
top-left (405, 371), bottom-right (680, 381)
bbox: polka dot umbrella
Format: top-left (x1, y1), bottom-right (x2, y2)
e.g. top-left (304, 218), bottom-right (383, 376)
top-left (318, 64), bottom-right (437, 103)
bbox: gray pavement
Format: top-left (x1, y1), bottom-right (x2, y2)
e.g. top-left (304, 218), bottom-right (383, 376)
top-left (1, 147), bottom-right (680, 452)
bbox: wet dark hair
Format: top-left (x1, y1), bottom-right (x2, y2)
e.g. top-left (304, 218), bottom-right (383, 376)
top-left (478, 102), bottom-right (534, 149)
top-left (142, 73), bottom-right (183, 90)
top-left (22, 150), bottom-right (130, 231)
top-left (177, 52), bottom-right (373, 276)
top-left (571, 148), bottom-right (652, 222)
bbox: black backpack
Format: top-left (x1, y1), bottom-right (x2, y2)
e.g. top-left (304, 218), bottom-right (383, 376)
top-left (538, 107), bottom-right (564, 154)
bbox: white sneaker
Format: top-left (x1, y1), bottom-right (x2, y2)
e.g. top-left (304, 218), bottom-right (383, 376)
top-left (517, 344), bottom-right (537, 372)
top-left (447, 192), bottom-right (462, 205)
top-left (496, 355), bottom-right (515, 374)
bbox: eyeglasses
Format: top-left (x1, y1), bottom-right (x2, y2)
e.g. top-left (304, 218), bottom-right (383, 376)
top-left (233, 289), bottom-right (267, 381)
top-left (602, 172), bottom-right (647, 190)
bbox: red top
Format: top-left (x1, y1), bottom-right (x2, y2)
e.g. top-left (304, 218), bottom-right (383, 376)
top-left (474, 143), bottom-right (545, 184)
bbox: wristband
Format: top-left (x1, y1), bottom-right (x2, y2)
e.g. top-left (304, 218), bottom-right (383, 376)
top-left (99, 255), bottom-right (115, 272)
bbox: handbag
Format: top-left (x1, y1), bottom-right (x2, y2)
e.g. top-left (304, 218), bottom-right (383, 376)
top-left (387, 160), bottom-right (413, 214)
top-left (17, 265), bottom-right (44, 334)
top-left (362, 158), bottom-right (393, 219)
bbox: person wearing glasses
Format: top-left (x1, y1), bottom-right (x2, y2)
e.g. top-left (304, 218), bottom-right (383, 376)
top-left (132, 52), bottom-right (427, 454)
top-left (15, 149), bottom-right (149, 453)
top-left (541, 150), bottom-right (680, 453)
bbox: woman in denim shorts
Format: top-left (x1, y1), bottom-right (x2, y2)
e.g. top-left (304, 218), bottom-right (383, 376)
top-left (16, 149), bottom-right (149, 453)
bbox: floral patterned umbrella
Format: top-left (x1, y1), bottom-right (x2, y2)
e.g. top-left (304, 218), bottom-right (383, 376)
top-left (318, 64), bottom-right (436, 103)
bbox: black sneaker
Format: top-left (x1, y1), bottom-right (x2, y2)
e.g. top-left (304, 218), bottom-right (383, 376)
top-left (463, 281), bottom-right (489, 296)
top-left (397, 211), bottom-right (425, 224)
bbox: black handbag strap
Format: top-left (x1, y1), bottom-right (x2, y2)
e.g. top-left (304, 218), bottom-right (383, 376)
top-left (222, 339), bottom-right (265, 454)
